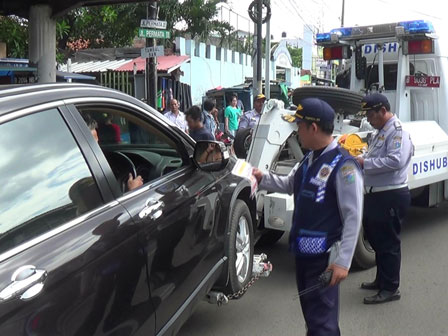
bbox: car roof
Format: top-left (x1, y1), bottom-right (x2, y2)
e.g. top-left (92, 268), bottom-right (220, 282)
top-left (0, 83), bottom-right (156, 117)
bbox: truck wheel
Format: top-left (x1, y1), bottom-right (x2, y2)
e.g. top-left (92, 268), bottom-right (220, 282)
top-left (234, 128), bottom-right (252, 159)
top-left (256, 229), bottom-right (284, 247)
top-left (352, 226), bottom-right (376, 269)
top-left (224, 200), bottom-right (254, 295)
top-left (292, 87), bottom-right (363, 115)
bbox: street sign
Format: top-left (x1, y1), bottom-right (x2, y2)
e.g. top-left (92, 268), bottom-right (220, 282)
top-left (138, 28), bottom-right (171, 39)
top-left (405, 75), bottom-right (440, 88)
top-left (140, 19), bottom-right (167, 29)
top-left (141, 46), bottom-right (164, 58)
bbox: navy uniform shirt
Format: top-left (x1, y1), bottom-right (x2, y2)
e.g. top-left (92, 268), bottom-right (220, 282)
top-left (239, 109), bottom-right (260, 129)
top-left (259, 139), bottom-right (363, 269)
top-left (363, 115), bottom-right (413, 187)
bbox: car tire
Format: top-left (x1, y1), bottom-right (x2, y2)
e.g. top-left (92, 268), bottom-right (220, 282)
top-left (224, 200), bottom-right (254, 296)
top-left (255, 229), bottom-right (284, 247)
top-left (233, 127), bottom-right (252, 159)
top-left (352, 226), bottom-right (376, 269)
top-left (292, 87), bottom-right (364, 115)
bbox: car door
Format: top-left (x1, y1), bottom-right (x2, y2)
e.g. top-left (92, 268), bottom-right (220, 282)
top-left (68, 101), bottom-right (225, 334)
top-left (0, 105), bottom-right (154, 335)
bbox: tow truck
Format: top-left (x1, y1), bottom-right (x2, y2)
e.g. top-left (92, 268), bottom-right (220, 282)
top-left (243, 19), bottom-right (448, 268)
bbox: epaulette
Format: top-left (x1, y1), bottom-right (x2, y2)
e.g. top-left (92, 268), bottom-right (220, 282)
top-left (394, 120), bottom-right (402, 131)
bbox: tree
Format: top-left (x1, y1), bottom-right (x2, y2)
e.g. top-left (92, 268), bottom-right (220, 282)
top-left (287, 46), bottom-right (303, 68)
top-left (0, 15), bottom-right (28, 58)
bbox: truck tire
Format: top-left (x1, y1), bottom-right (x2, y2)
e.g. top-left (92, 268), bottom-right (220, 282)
top-left (256, 229), bottom-right (285, 247)
top-left (352, 226), bottom-right (376, 269)
top-left (234, 127), bottom-right (252, 159)
top-left (224, 200), bottom-right (254, 295)
top-left (292, 87), bottom-right (363, 115)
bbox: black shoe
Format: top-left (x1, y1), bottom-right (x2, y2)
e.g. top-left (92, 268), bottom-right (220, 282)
top-left (363, 290), bottom-right (401, 304)
top-left (360, 280), bottom-right (379, 290)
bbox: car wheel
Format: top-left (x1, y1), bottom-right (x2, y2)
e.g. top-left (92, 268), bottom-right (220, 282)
top-left (255, 229), bottom-right (284, 247)
top-left (224, 200), bottom-right (254, 295)
top-left (233, 127), bottom-right (252, 159)
top-left (292, 86), bottom-right (363, 115)
top-left (352, 226), bottom-right (376, 269)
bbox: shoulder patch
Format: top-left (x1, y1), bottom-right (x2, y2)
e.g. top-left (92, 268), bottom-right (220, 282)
top-left (394, 120), bottom-right (402, 131)
top-left (393, 135), bottom-right (402, 149)
top-left (340, 165), bottom-right (356, 184)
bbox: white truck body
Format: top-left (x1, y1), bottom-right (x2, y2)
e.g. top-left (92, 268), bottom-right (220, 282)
top-left (249, 20), bottom-right (448, 232)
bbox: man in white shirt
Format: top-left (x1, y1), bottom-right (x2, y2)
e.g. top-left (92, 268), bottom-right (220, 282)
top-left (164, 99), bottom-right (188, 133)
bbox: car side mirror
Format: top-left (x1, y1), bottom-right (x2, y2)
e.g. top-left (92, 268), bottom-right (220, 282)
top-left (193, 141), bottom-right (230, 171)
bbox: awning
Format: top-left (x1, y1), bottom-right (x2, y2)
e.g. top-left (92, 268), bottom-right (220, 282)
top-left (115, 56), bottom-right (190, 74)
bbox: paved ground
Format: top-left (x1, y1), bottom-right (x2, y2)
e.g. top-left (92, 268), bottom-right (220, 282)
top-left (179, 202), bottom-right (448, 336)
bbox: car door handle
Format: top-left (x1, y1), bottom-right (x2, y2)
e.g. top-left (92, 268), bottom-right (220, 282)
top-left (0, 265), bottom-right (47, 303)
top-left (139, 199), bottom-right (164, 220)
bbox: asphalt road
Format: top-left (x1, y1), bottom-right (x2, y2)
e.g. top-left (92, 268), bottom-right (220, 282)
top-left (179, 202), bottom-right (448, 336)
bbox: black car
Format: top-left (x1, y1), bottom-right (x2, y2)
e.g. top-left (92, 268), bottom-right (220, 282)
top-left (0, 84), bottom-right (259, 335)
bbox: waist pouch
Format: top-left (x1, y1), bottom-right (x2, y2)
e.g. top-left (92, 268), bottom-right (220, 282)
top-left (295, 229), bottom-right (327, 256)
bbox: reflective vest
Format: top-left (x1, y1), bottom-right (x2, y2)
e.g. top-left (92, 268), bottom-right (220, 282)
top-left (290, 146), bottom-right (354, 257)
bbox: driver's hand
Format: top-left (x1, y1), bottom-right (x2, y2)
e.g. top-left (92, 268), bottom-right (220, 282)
top-left (127, 173), bottom-right (143, 191)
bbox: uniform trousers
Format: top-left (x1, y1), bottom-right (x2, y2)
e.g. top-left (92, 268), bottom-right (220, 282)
top-left (296, 255), bottom-right (340, 336)
top-left (363, 187), bottom-right (411, 291)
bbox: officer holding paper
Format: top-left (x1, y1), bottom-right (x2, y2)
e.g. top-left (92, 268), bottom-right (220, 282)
top-left (253, 98), bottom-right (363, 335)
top-left (356, 93), bottom-right (413, 304)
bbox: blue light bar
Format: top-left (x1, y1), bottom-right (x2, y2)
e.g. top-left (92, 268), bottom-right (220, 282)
top-left (316, 33), bottom-right (331, 43)
top-left (330, 27), bottom-right (353, 37)
top-left (398, 20), bottom-right (435, 34)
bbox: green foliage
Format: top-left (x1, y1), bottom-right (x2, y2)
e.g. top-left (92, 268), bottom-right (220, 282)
top-left (288, 46), bottom-right (303, 68)
top-left (0, 15), bottom-right (28, 58)
top-left (63, 4), bottom-right (146, 48)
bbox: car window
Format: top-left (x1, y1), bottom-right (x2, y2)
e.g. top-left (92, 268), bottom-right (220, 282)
top-left (76, 105), bottom-right (187, 190)
top-left (0, 109), bottom-right (103, 255)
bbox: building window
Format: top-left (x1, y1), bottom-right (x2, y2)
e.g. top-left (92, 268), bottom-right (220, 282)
top-left (216, 47), bottom-right (222, 61)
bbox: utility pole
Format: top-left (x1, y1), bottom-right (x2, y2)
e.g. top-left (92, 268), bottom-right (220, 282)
top-left (256, 0), bottom-right (263, 96)
top-left (341, 0), bottom-right (345, 27)
top-left (264, 0), bottom-right (271, 99)
top-left (146, 1), bottom-right (158, 108)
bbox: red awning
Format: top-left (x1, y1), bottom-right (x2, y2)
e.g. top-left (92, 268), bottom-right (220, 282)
top-left (116, 55), bottom-right (190, 73)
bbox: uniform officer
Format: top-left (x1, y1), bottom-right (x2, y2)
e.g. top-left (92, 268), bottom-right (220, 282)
top-left (238, 94), bottom-right (266, 129)
top-left (356, 93), bottom-right (413, 304)
top-left (253, 98), bottom-right (363, 335)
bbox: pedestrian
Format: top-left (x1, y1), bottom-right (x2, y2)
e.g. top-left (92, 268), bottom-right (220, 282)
top-left (164, 99), bottom-right (188, 133)
top-left (224, 94), bottom-right (241, 136)
top-left (239, 93), bottom-right (266, 129)
top-left (185, 105), bottom-right (215, 142)
top-left (356, 93), bottom-right (413, 304)
top-left (202, 98), bottom-right (217, 139)
top-left (253, 98), bottom-right (363, 335)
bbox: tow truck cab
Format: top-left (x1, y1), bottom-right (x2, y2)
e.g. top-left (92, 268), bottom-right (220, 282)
top-left (317, 20), bottom-right (448, 206)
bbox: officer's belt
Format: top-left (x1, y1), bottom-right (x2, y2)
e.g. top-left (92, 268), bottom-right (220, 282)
top-left (364, 183), bottom-right (408, 194)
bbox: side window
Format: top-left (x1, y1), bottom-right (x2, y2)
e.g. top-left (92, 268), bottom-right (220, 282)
top-left (365, 63), bottom-right (415, 90)
top-left (0, 109), bottom-right (103, 255)
top-left (76, 105), bottom-right (187, 190)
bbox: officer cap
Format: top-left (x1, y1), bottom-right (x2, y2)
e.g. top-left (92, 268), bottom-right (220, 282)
top-left (255, 93), bottom-right (266, 101)
top-left (286, 98), bottom-right (335, 124)
top-left (361, 93), bottom-right (390, 111)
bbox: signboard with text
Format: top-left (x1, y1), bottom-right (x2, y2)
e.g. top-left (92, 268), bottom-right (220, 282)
top-left (140, 19), bottom-right (167, 29)
top-left (405, 75), bottom-right (440, 88)
top-left (141, 46), bottom-right (164, 58)
top-left (138, 28), bottom-right (171, 39)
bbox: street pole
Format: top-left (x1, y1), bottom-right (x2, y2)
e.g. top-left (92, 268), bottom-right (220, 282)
top-left (146, 1), bottom-right (158, 108)
top-left (256, 0), bottom-right (263, 96)
top-left (264, 0), bottom-right (271, 99)
top-left (341, 0), bottom-right (345, 27)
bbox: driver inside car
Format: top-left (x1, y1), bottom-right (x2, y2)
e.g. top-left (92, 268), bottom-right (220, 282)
top-left (82, 113), bottom-right (143, 191)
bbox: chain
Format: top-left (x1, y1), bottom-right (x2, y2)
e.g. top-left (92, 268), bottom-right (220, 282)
top-left (227, 273), bottom-right (261, 301)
